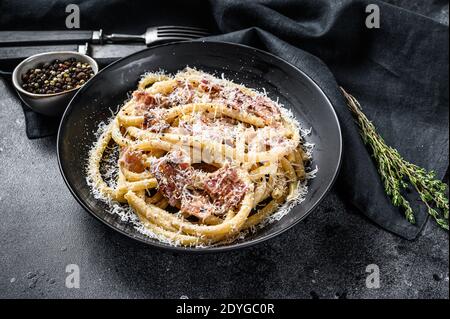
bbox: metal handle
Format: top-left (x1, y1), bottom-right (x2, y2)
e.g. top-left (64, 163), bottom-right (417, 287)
top-left (0, 30), bottom-right (94, 46)
top-left (105, 33), bottom-right (144, 43)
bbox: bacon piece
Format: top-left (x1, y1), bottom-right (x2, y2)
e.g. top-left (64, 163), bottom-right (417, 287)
top-left (120, 148), bottom-right (146, 173)
top-left (151, 152), bottom-right (248, 218)
top-left (133, 91), bottom-right (156, 106)
top-left (151, 152), bottom-right (194, 207)
top-left (180, 190), bottom-right (214, 220)
top-left (171, 81), bottom-right (194, 104)
top-left (221, 88), bottom-right (281, 123)
top-left (248, 95), bottom-right (281, 121)
top-left (203, 166), bottom-right (248, 214)
top-left (133, 91), bottom-right (170, 113)
top-left (142, 113), bottom-right (169, 132)
top-left (199, 79), bottom-right (221, 96)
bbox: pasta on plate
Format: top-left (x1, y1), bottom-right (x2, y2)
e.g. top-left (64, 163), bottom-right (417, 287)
top-left (87, 68), bottom-right (314, 247)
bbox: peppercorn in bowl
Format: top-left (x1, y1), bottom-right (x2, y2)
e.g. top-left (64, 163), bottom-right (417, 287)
top-left (12, 51), bottom-right (98, 116)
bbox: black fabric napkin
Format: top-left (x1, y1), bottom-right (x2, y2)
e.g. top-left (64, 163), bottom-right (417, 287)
top-left (205, 0), bottom-right (449, 239)
top-left (1, 0), bottom-right (448, 239)
top-left (21, 103), bottom-right (60, 139)
top-left (0, 75), bottom-right (59, 139)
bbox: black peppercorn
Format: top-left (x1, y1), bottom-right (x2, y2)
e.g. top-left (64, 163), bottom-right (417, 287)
top-left (21, 57), bottom-right (95, 94)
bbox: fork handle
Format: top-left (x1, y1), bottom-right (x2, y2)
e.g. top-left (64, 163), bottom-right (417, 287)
top-left (105, 33), bottom-right (144, 43)
top-left (0, 30), bottom-right (94, 46)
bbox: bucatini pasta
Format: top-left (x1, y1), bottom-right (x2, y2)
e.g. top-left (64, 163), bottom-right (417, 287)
top-left (87, 68), bottom-right (314, 247)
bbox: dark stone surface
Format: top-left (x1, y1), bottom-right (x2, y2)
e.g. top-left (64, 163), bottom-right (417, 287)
top-left (0, 1), bottom-right (448, 299)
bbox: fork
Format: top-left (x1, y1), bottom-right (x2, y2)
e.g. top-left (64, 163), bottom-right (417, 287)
top-left (104, 26), bottom-right (211, 45)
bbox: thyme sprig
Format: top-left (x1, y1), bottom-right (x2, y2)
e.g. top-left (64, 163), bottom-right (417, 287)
top-left (340, 87), bottom-right (448, 230)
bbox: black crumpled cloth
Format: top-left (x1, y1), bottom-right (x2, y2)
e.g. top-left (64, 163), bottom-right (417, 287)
top-left (205, 0), bottom-right (449, 239)
top-left (0, 78), bottom-right (60, 139)
top-left (1, 0), bottom-right (448, 239)
top-left (21, 103), bottom-right (60, 139)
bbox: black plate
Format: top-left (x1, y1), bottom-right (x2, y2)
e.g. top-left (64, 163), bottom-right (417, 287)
top-left (57, 41), bottom-right (342, 252)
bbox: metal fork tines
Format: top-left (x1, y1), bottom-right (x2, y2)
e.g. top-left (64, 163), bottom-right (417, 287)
top-left (157, 26), bottom-right (209, 36)
top-left (105, 26), bottom-right (211, 46)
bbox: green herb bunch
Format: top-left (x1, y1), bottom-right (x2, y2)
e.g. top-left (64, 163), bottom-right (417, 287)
top-left (340, 88), bottom-right (449, 230)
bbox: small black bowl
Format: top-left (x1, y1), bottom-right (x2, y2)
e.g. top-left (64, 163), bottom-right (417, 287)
top-left (57, 41), bottom-right (342, 252)
top-left (12, 51), bottom-right (98, 116)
